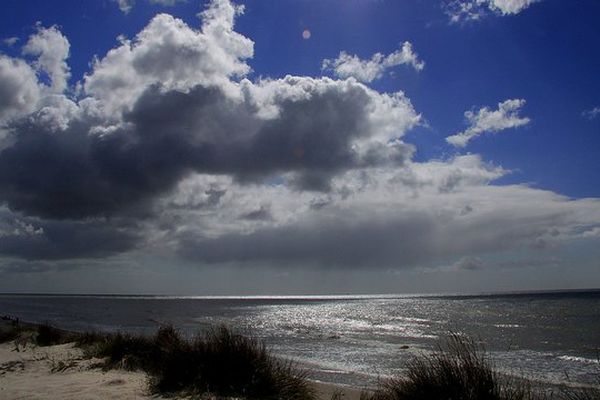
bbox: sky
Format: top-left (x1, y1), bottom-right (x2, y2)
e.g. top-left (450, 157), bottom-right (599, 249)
top-left (0, 0), bottom-right (599, 295)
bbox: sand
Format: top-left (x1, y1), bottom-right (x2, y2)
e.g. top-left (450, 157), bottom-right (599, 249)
top-left (0, 341), bottom-right (362, 400)
top-left (0, 341), bottom-right (159, 399)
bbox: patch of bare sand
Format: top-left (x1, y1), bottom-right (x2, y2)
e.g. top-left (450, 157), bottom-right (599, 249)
top-left (312, 381), bottom-right (364, 400)
top-left (0, 342), bottom-right (160, 400)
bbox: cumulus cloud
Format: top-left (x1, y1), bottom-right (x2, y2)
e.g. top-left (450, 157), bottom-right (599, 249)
top-left (22, 25), bottom-right (70, 93)
top-left (322, 42), bottom-right (424, 83)
top-left (445, 0), bottom-right (538, 23)
top-left (446, 99), bottom-right (530, 147)
top-left (0, 0), bottom-right (419, 221)
top-left (0, 56), bottom-right (41, 126)
top-left (0, 26), bottom-right (73, 134)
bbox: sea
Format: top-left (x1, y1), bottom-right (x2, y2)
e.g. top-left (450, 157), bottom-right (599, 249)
top-left (1, 290), bottom-right (598, 389)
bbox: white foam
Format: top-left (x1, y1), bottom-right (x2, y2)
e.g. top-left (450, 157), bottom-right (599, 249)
top-left (558, 355), bottom-right (600, 364)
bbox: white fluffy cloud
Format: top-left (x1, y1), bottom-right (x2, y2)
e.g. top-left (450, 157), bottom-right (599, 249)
top-left (445, 0), bottom-right (538, 22)
top-left (489, 0), bottom-right (537, 14)
top-left (322, 42), bottom-right (424, 83)
top-left (0, 56), bottom-right (41, 125)
top-left (84, 1), bottom-right (252, 120)
top-left (446, 99), bottom-right (530, 147)
top-left (0, 25), bottom-right (74, 142)
top-left (22, 25), bottom-right (70, 93)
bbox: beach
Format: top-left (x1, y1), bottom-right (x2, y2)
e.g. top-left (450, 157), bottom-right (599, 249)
top-left (0, 341), bottom-right (362, 400)
top-left (0, 320), bottom-right (362, 400)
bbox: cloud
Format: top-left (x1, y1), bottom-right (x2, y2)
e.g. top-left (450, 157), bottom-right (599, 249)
top-left (0, 26), bottom-right (74, 138)
top-left (582, 107), bottom-right (600, 120)
top-left (22, 25), bottom-right (70, 93)
top-left (0, 56), bottom-right (42, 127)
top-left (0, 1), bottom-right (419, 221)
top-left (488, 0), bottom-right (538, 15)
top-left (83, 4), bottom-right (252, 119)
top-left (150, 0), bottom-right (187, 5)
top-left (114, 0), bottom-right (187, 14)
top-left (446, 99), bottom-right (530, 147)
top-left (175, 157), bottom-right (600, 269)
top-left (114, 0), bottom-right (135, 14)
top-left (2, 37), bottom-right (19, 47)
top-left (322, 42), bottom-right (424, 83)
top-left (0, 0), bottom-right (599, 278)
top-left (445, 0), bottom-right (538, 23)
top-left (0, 207), bottom-right (141, 260)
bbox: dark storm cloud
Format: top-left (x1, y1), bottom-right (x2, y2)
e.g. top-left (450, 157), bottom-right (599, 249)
top-left (178, 213), bottom-right (441, 268)
top-left (240, 205), bottom-right (272, 221)
top-left (178, 209), bottom-right (561, 269)
top-left (0, 81), bottom-right (408, 220)
top-left (0, 217), bottom-right (140, 260)
top-left (0, 260), bottom-right (80, 274)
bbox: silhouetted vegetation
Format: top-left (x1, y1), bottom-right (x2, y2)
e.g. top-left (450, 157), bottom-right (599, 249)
top-left (560, 363), bottom-right (600, 400)
top-left (36, 322), bottom-right (68, 346)
top-left (79, 325), bottom-right (315, 399)
top-left (361, 333), bottom-right (538, 400)
top-left (0, 322), bottom-right (22, 343)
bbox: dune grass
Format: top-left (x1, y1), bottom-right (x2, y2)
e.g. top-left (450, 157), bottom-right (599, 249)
top-left (0, 320), bottom-right (72, 347)
top-left (361, 333), bottom-right (538, 400)
top-left (78, 325), bottom-right (315, 399)
top-left (560, 363), bottom-right (600, 400)
top-left (0, 322), bottom-right (22, 343)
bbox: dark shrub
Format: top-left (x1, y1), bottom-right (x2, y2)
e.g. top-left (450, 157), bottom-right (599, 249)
top-left (93, 331), bottom-right (156, 371)
top-left (77, 324), bottom-right (314, 399)
top-left (0, 324), bottom-right (21, 343)
top-left (36, 323), bottom-right (65, 346)
top-left (362, 333), bottom-right (536, 400)
top-left (149, 325), bottom-right (314, 400)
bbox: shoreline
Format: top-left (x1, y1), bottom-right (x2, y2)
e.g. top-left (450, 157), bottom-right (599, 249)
top-left (1, 318), bottom-right (598, 400)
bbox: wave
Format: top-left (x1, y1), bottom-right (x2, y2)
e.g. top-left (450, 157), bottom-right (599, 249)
top-left (558, 355), bottom-right (600, 364)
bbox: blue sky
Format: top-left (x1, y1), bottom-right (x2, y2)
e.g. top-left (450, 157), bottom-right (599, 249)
top-left (0, 0), bottom-right (599, 294)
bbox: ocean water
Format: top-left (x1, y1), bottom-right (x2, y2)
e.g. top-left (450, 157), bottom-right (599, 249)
top-left (0, 290), bottom-right (598, 388)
